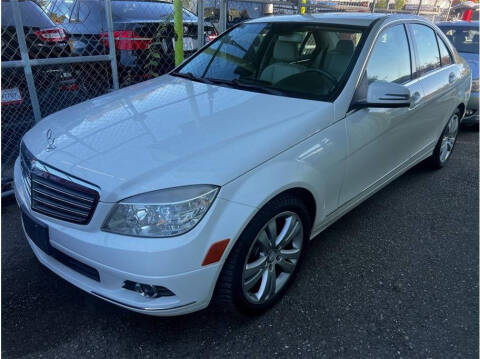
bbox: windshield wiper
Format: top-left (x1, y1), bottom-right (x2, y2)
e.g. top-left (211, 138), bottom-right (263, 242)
top-left (206, 77), bottom-right (284, 96)
top-left (171, 71), bottom-right (214, 85)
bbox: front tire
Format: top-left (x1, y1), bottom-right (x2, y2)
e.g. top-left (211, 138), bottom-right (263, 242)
top-left (431, 109), bottom-right (460, 168)
top-left (214, 194), bottom-right (311, 315)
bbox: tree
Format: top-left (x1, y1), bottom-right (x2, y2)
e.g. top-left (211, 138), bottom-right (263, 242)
top-left (395, 0), bottom-right (405, 10)
top-left (376, 0), bottom-right (388, 8)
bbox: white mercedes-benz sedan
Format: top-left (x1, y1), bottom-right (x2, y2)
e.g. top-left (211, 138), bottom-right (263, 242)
top-left (15, 13), bottom-right (471, 316)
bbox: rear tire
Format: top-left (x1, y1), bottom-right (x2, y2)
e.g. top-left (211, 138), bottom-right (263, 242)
top-left (431, 109), bottom-right (460, 169)
top-left (214, 194), bottom-right (311, 315)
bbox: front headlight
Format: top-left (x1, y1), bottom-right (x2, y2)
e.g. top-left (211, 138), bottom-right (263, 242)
top-left (472, 79), bottom-right (479, 92)
top-left (102, 185), bottom-right (219, 237)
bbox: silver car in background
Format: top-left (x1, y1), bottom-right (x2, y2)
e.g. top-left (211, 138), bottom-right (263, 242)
top-left (438, 21), bottom-right (479, 126)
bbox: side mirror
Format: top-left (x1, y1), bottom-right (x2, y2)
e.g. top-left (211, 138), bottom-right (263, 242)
top-left (352, 80), bottom-right (411, 109)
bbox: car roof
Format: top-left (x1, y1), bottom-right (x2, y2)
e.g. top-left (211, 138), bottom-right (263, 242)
top-left (246, 12), bottom-right (396, 27)
top-left (437, 20), bottom-right (479, 27)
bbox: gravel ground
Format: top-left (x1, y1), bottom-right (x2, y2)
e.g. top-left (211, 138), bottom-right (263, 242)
top-left (2, 129), bottom-right (478, 359)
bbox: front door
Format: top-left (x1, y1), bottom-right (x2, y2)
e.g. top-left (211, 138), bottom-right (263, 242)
top-left (340, 24), bottom-right (425, 205)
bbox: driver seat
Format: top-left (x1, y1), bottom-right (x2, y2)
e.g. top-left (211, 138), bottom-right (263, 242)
top-left (322, 40), bottom-right (354, 80)
top-left (260, 35), bottom-right (305, 84)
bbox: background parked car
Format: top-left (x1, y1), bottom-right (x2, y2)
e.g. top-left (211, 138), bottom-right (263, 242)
top-left (438, 20), bottom-right (479, 126)
top-left (1, 0), bottom-right (84, 190)
top-left (42, 0), bottom-right (218, 86)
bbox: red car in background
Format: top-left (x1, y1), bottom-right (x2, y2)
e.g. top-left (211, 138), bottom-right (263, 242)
top-left (43, 0), bottom-right (218, 86)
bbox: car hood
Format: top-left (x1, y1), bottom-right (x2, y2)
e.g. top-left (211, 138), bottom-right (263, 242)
top-left (460, 52), bottom-right (479, 79)
top-left (22, 75), bottom-right (333, 202)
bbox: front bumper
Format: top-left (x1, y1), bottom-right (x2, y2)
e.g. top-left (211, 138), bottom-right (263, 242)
top-left (13, 158), bottom-right (254, 316)
top-left (463, 91), bottom-right (479, 125)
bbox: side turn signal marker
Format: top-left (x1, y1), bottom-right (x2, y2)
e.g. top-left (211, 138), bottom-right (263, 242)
top-left (202, 239), bottom-right (230, 266)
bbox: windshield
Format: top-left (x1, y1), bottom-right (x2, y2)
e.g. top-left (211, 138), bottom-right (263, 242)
top-left (174, 22), bottom-right (366, 100)
top-left (439, 26), bottom-right (479, 54)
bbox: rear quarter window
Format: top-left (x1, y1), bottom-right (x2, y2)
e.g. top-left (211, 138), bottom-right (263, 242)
top-left (437, 34), bottom-right (453, 66)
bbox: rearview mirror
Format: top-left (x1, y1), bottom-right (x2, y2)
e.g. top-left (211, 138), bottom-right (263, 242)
top-left (352, 80), bottom-right (411, 109)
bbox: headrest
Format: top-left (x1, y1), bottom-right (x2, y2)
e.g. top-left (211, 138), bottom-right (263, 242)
top-left (273, 41), bottom-right (298, 62)
top-left (278, 33), bottom-right (305, 43)
top-left (335, 40), bottom-right (354, 54)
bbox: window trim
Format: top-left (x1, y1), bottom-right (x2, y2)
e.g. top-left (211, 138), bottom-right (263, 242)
top-left (404, 23), bottom-right (417, 83)
top-left (406, 23), bottom-right (442, 79)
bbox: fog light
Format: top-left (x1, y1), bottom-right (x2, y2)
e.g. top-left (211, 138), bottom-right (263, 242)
top-left (123, 280), bottom-right (174, 298)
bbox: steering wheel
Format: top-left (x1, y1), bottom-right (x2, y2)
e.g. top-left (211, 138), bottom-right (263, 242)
top-left (301, 69), bottom-right (338, 88)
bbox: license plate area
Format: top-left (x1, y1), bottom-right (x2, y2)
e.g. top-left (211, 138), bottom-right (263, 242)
top-left (172, 37), bottom-right (196, 51)
top-left (2, 87), bottom-right (23, 105)
top-left (22, 209), bottom-right (52, 255)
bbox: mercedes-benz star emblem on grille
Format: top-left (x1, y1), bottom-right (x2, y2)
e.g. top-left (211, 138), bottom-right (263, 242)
top-left (46, 129), bottom-right (56, 151)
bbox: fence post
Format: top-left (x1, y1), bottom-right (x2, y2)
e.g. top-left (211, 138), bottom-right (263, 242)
top-left (11, 0), bottom-right (42, 122)
top-left (219, 0), bottom-right (227, 33)
top-left (173, 0), bottom-right (184, 65)
top-left (105, 0), bottom-right (119, 90)
top-left (416, 0), bottom-right (422, 14)
top-left (445, 0), bottom-right (453, 20)
top-left (197, 0), bottom-right (205, 48)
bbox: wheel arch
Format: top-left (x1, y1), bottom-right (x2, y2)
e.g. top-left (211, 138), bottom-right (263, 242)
top-left (221, 176), bottom-right (323, 239)
top-left (457, 103), bottom-right (466, 120)
top-left (272, 187), bottom-right (317, 230)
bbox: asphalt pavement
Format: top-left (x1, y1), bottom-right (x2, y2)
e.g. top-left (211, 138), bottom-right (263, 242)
top-left (2, 129), bottom-right (478, 359)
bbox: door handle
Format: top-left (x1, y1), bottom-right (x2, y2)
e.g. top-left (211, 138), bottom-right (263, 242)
top-left (449, 72), bottom-right (456, 84)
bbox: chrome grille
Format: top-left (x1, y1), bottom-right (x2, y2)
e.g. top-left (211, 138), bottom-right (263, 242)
top-left (20, 144), bottom-right (32, 199)
top-left (20, 143), bottom-right (99, 225)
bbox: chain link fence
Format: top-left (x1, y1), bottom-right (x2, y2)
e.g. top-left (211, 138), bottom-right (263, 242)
top-left (1, 0), bottom-right (460, 195)
top-left (1, 0), bottom-right (118, 195)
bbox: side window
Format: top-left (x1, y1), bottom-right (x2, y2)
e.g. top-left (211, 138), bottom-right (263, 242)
top-left (437, 34), bottom-right (453, 66)
top-left (300, 33), bottom-right (316, 56)
top-left (366, 25), bottom-right (411, 84)
top-left (411, 24), bottom-right (441, 76)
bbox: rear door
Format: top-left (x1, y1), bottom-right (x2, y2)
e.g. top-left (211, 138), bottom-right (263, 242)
top-left (407, 23), bottom-right (460, 142)
top-left (340, 23), bottom-right (425, 204)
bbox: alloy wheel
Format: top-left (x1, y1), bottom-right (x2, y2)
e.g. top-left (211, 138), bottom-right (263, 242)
top-left (242, 211), bottom-right (303, 304)
top-left (439, 113), bottom-right (459, 163)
